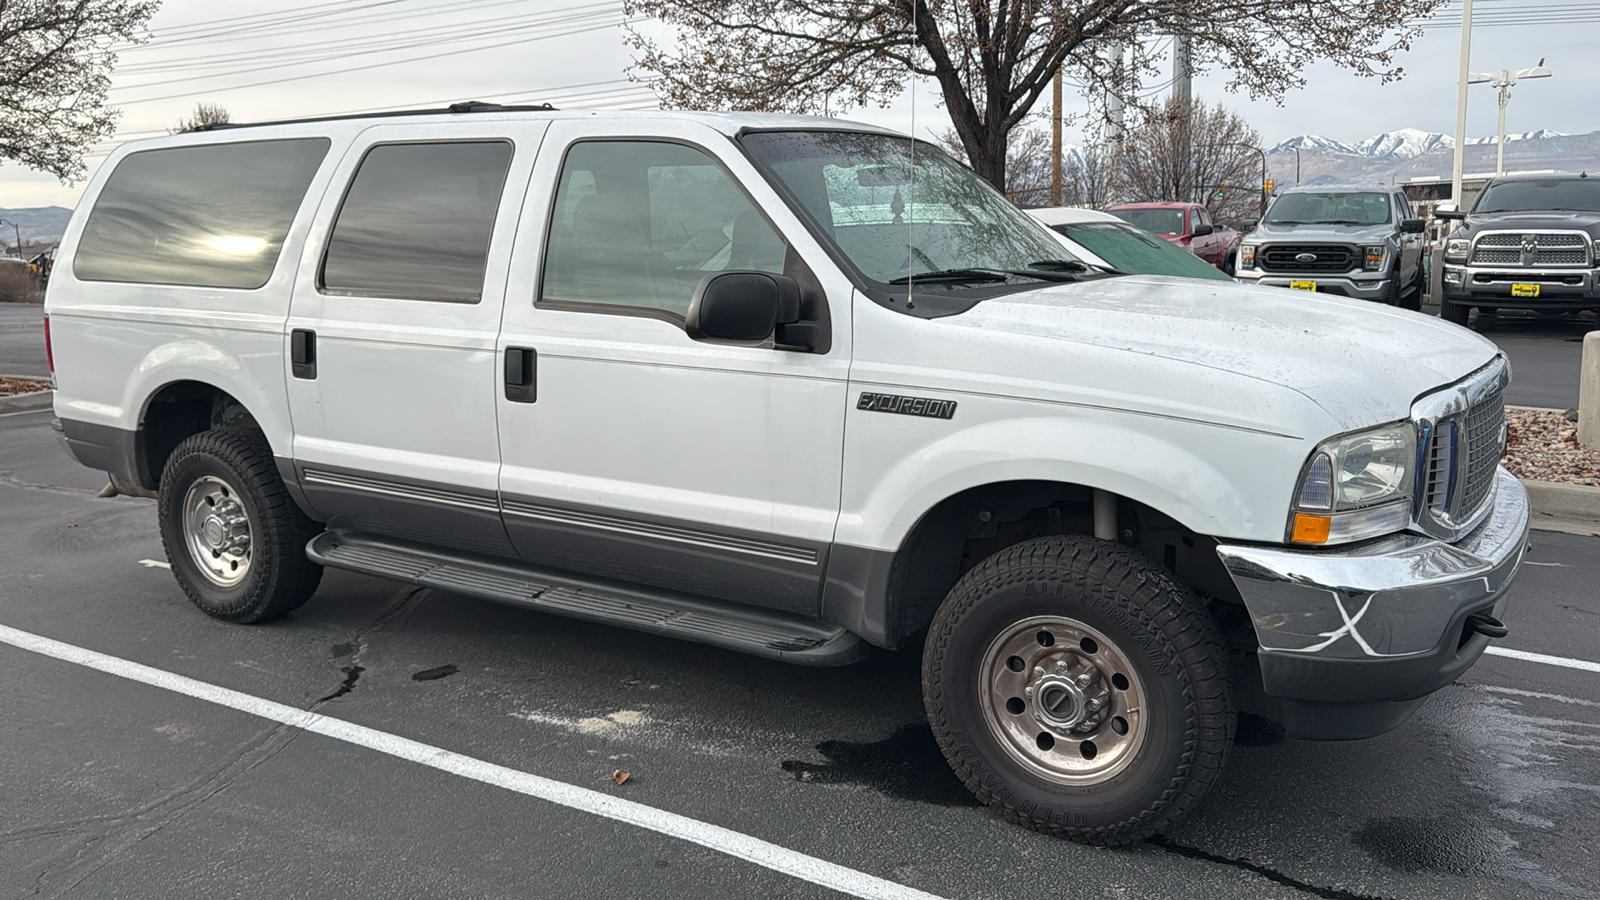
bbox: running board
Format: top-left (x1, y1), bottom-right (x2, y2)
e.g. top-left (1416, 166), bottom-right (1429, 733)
top-left (306, 531), bottom-right (868, 667)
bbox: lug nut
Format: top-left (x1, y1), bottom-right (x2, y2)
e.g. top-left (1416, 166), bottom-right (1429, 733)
top-left (1033, 666), bottom-right (1046, 678)
top-left (1076, 673), bottom-right (1092, 687)
top-left (1087, 698), bottom-right (1101, 711)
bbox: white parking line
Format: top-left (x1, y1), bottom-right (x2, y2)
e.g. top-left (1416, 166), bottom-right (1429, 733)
top-left (0, 406), bottom-right (52, 419)
top-left (0, 623), bottom-right (946, 900)
top-left (137, 559), bottom-right (171, 569)
top-left (1486, 646), bottom-right (1600, 674)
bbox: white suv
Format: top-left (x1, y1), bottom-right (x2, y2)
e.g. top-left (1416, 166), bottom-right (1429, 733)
top-left (46, 104), bottom-right (1528, 845)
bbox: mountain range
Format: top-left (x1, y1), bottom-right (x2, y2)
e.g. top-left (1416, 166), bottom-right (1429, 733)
top-left (1269, 128), bottom-right (1568, 161)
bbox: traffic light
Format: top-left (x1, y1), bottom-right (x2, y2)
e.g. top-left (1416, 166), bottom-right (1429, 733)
top-left (1216, 184), bottom-right (1226, 201)
top-left (1264, 179), bottom-right (1276, 195)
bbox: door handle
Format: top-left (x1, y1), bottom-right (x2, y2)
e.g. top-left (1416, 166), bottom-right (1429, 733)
top-left (291, 329), bottom-right (317, 379)
top-left (504, 346), bottom-right (536, 403)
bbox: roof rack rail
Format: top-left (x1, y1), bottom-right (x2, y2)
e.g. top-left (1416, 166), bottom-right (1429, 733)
top-left (184, 101), bottom-right (558, 133)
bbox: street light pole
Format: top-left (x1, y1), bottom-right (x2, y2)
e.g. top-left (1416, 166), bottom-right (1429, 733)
top-left (1450, 0), bottom-right (1474, 209)
top-left (0, 219), bottom-right (21, 258)
top-left (1294, 148), bottom-right (1301, 185)
top-left (1469, 61), bottom-right (1552, 176)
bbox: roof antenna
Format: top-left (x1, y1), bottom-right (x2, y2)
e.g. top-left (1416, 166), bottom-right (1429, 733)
top-left (904, 0), bottom-right (917, 310)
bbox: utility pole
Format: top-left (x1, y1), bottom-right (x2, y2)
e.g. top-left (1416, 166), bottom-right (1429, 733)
top-left (1469, 61), bottom-right (1552, 175)
top-left (1450, 0), bottom-right (1474, 209)
top-left (1103, 42), bottom-right (1127, 206)
top-left (1293, 148), bottom-right (1301, 185)
top-left (1173, 34), bottom-right (1193, 201)
top-left (1051, 68), bottom-right (1063, 206)
top-left (0, 219), bottom-right (21, 258)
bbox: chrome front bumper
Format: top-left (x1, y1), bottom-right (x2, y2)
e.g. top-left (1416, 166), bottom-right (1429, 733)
top-left (1216, 468), bottom-right (1529, 739)
top-left (1234, 268), bottom-right (1392, 301)
top-left (1441, 264), bottom-right (1600, 304)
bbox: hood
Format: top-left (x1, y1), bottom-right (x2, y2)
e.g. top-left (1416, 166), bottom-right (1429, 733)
top-left (1248, 221), bottom-right (1396, 243)
top-left (1459, 211), bottom-right (1600, 237)
top-left (955, 276), bottom-right (1500, 430)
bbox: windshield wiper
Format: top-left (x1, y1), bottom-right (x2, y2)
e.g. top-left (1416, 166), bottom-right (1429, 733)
top-left (1029, 258), bottom-right (1127, 277)
top-left (888, 267), bottom-right (1012, 285)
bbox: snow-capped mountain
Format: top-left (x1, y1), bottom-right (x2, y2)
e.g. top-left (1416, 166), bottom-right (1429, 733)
top-left (1269, 128), bottom-right (1570, 159)
top-left (1268, 134), bottom-right (1360, 155)
top-left (1355, 129), bottom-right (1455, 159)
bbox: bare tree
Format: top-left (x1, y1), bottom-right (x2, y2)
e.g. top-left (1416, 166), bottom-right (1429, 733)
top-left (0, 1), bottom-right (157, 180)
top-left (1122, 97), bottom-right (1262, 222)
top-left (626, 0), bottom-right (1441, 193)
top-left (171, 103), bottom-right (232, 134)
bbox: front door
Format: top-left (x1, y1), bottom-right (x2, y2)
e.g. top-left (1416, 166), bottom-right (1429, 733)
top-left (285, 121), bottom-right (548, 556)
top-left (494, 121), bottom-right (852, 614)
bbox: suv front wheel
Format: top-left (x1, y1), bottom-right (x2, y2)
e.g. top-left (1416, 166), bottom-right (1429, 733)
top-left (923, 535), bottom-right (1234, 845)
top-left (157, 429), bottom-right (323, 623)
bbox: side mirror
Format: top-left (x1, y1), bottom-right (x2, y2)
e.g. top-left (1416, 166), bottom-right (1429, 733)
top-left (1400, 218), bottom-right (1426, 233)
top-left (686, 271), bottom-right (801, 344)
top-left (1191, 222), bottom-right (1214, 236)
top-left (1434, 208), bottom-right (1465, 221)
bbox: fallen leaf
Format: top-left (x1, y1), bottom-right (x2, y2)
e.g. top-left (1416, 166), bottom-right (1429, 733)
top-left (612, 769), bottom-right (630, 785)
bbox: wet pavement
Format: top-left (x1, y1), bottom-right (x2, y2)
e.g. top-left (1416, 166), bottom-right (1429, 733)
top-left (2, 409), bottom-right (1598, 899)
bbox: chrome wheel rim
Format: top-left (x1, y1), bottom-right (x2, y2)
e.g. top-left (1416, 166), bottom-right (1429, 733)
top-left (979, 615), bottom-right (1148, 785)
top-left (182, 475), bottom-right (253, 588)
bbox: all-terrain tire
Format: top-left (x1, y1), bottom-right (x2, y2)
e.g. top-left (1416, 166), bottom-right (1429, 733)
top-left (922, 535), bottom-right (1234, 846)
top-left (158, 429), bottom-right (323, 623)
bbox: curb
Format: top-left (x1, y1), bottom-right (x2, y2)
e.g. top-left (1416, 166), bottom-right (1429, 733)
top-left (0, 388), bottom-right (52, 414)
top-left (1521, 478), bottom-right (1600, 527)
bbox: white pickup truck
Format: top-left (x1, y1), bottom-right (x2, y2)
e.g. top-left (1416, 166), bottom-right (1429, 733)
top-left (45, 104), bottom-right (1528, 845)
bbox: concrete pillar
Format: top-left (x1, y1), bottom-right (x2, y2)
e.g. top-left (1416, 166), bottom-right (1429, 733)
top-left (1581, 331), bottom-right (1600, 448)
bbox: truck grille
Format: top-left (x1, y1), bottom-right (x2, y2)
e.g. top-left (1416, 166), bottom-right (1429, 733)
top-left (1469, 231), bottom-right (1589, 267)
top-left (1421, 388), bottom-right (1505, 521)
top-left (1258, 244), bottom-right (1356, 273)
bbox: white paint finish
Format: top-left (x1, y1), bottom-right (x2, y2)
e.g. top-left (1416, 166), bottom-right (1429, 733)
top-left (0, 623), bottom-right (947, 900)
top-left (44, 122), bottom-right (370, 456)
top-left (495, 117), bottom-right (853, 544)
top-left (283, 120), bottom-right (549, 494)
top-left (1486, 646), bottom-right (1600, 674)
top-left (836, 294), bottom-right (1320, 547)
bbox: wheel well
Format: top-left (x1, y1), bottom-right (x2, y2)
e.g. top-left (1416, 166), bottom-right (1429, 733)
top-left (885, 481), bottom-right (1244, 646)
top-left (137, 382), bottom-right (261, 490)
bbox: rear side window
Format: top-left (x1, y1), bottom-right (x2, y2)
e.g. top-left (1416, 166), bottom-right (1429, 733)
top-left (74, 138), bottom-right (330, 289)
top-left (321, 141), bottom-right (513, 303)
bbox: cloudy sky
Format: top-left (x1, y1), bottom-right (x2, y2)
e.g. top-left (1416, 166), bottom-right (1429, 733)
top-left (1, 0), bottom-right (1591, 209)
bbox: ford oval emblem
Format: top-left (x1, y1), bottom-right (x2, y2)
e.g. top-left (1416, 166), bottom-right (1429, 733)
top-left (1295, 252), bottom-right (1317, 262)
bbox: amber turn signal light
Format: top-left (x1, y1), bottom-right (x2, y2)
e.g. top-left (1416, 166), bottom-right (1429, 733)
top-left (1292, 513), bottom-right (1332, 544)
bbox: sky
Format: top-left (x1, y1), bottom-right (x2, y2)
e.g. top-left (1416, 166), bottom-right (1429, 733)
top-left (1, 0), bottom-right (1592, 210)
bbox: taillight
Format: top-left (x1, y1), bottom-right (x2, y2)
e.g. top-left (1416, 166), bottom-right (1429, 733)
top-left (44, 315), bottom-right (54, 374)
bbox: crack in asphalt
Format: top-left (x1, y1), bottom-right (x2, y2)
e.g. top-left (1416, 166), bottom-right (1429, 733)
top-left (13, 586), bottom-right (429, 895)
top-left (0, 470), bottom-right (103, 497)
top-left (1150, 836), bottom-right (1396, 900)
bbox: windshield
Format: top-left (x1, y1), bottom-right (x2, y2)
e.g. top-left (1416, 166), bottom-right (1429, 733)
top-left (1263, 192), bottom-right (1391, 226)
top-left (1474, 178), bottom-right (1600, 214)
top-left (1052, 223), bottom-right (1232, 282)
top-left (1107, 208), bottom-right (1186, 234)
top-left (740, 131), bottom-right (1075, 285)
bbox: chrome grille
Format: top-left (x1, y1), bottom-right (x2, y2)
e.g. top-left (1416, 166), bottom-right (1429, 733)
top-left (1458, 388), bottom-right (1506, 516)
top-left (1469, 231), bottom-right (1591, 267)
top-left (1259, 244), bottom-right (1356, 273)
top-left (1411, 359), bottom-right (1510, 541)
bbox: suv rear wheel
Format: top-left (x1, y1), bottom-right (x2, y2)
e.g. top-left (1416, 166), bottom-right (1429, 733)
top-left (922, 535), bottom-right (1234, 845)
top-left (158, 429), bottom-right (323, 623)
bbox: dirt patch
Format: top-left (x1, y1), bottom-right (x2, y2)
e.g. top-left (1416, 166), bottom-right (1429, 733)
top-left (0, 376), bottom-right (49, 398)
top-left (1503, 408), bottom-right (1600, 487)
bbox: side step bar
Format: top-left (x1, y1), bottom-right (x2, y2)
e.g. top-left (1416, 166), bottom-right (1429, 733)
top-left (306, 531), bottom-right (869, 667)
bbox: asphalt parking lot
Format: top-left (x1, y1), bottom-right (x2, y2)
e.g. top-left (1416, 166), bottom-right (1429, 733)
top-left (3, 393), bottom-right (1600, 898)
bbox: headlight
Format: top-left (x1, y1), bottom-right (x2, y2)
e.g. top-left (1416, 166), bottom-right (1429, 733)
top-left (1444, 238), bottom-right (1470, 263)
top-left (1362, 245), bottom-right (1388, 271)
top-left (1289, 422), bottom-right (1415, 545)
top-left (1592, 239), bottom-right (1600, 264)
top-left (1239, 244), bottom-right (1257, 267)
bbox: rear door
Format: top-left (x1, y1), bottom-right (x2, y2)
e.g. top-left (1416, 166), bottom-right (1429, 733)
top-left (284, 120), bottom-right (549, 556)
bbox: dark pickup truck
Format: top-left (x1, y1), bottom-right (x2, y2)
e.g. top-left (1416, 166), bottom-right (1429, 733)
top-left (1439, 173), bottom-right (1600, 327)
top-left (1104, 201), bottom-right (1239, 273)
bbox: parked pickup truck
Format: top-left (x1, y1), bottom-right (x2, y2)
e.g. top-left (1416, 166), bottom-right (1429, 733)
top-left (1104, 201), bottom-right (1239, 273)
top-left (1234, 185), bottom-right (1427, 309)
top-left (1438, 172), bottom-right (1600, 327)
top-left (46, 105), bottom-right (1527, 846)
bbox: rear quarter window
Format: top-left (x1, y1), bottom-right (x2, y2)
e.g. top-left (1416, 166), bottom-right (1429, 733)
top-left (73, 138), bottom-right (331, 289)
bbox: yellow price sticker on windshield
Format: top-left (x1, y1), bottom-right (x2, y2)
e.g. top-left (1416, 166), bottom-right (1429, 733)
top-left (1289, 281), bottom-right (1317, 292)
top-left (1511, 283), bottom-right (1540, 297)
